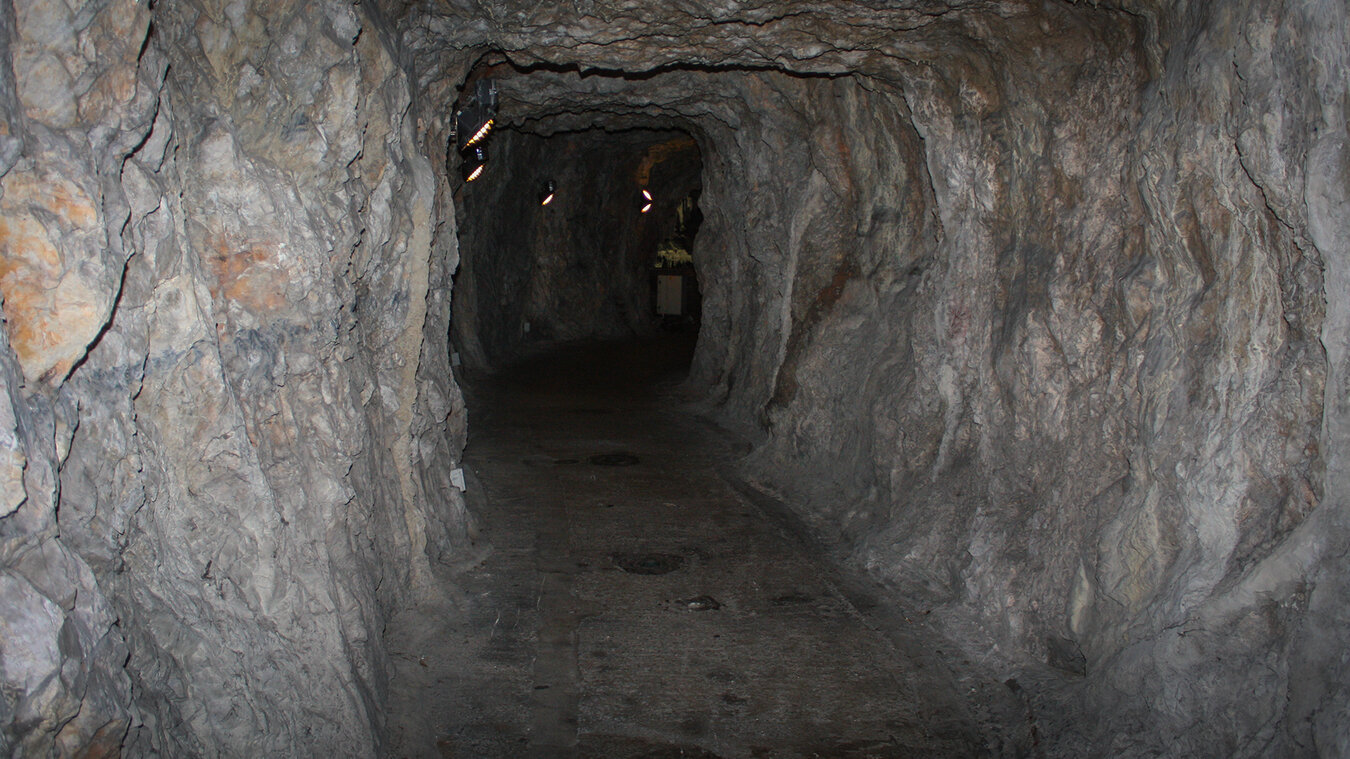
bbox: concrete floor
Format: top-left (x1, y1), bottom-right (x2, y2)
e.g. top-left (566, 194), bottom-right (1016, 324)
top-left (384, 334), bottom-right (993, 758)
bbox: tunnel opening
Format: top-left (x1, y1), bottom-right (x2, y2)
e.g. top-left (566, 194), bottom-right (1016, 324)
top-left (449, 113), bottom-right (706, 395)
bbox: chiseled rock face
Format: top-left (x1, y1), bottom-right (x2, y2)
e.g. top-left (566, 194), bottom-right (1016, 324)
top-left (405, 0), bottom-right (1349, 755)
top-left (2, 0), bottom-right (467, 754)
top-left (0, 0), bottom-right (150, 385)
top-left (1, 0), bottom-right (157, 753)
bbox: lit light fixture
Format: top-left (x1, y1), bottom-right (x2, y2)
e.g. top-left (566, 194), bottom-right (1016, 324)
top-left (462, 145), bottom-right (487, 182)
top-left (453, 79), bottom-right (499, 152)
top-left (465, 118), bottom-right (494, 147)
top-left (539, 179), bottom-right (556, 206)
top-left (640, 188), bottom-right (652, 214)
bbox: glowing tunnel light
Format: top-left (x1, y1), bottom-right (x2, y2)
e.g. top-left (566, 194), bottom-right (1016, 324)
top-left (454, 79), bottom-right (499, 152)
top-left (462, 145), bottom-right (487, 183)
top-left (540, 179), bottom-right (556, 206)
top-left (464, 118), bottom-right (494, 148)
top-left (640, 188), bottom-right (653, 214)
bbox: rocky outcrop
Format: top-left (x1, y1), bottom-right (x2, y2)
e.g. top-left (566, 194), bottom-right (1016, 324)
top-left (1, 0), bottom-right (466, 753)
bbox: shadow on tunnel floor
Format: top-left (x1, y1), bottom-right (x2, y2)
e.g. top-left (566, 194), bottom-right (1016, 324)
top-left (459, 327), bottom-right (700, 408)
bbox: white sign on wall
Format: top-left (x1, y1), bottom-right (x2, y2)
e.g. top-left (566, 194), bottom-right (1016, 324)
top-left (657, 275), bottom-right (683, 316)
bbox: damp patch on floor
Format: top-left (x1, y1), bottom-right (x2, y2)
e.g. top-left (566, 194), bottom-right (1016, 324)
top-left (521, 454), bottom-right (584, 467)
top-left (611, 552), bottom-right (685, 575)
top-left (577, 734), bottom-right (724, 759)
top-left (675, 595), bottom-right (722, 611)
top-left (590, 452), bottom-right (642, 466)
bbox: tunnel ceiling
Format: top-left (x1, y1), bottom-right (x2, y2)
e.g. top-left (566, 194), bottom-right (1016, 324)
top-left (395, 0), bottom-right (1144, 75)
top-left (395, 0), bottom-right (1149, 137)
top-left (481, 68), bottom-right (772, 136)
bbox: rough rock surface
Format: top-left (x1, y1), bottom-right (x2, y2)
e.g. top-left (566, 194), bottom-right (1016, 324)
top-left (2, 0), bottom-right (467, 754)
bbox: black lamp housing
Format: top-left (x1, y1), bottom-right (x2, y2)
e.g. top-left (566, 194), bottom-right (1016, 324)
top-left (462, 145), bottom-right (487, 182)
top-left (454, 79), bottom-right (499, 152)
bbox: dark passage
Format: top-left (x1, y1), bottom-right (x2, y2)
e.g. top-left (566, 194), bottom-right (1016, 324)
top-left (384, 336), bottom-right (989, 757)
top-left (452, 126), bottom-right (705, 373)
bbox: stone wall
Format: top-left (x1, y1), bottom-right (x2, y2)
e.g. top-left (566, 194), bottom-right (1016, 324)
top-left (0, 0), bottom-right (466, 753)
top-left (734, 2), bottom-right (1344, 753)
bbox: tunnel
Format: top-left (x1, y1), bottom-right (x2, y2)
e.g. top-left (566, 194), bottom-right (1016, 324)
top-left (451, 109), bottom-right (706, 371)
top-left (0, 0), bottom-right (1347, 757)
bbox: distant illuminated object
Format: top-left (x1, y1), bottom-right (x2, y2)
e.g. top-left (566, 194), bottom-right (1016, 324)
top-left (640, 188), bottom-right (652, 213)
top-left (540, 179), bottom-right (556, 206)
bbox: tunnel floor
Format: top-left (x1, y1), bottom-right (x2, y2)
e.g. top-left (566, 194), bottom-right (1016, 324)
top-left (384, 335), bottom-right (989, 758)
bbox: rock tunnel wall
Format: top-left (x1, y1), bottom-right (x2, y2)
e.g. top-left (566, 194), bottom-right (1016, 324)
top-left (0, 0), bottom-right (467, 753)
top-left (701, 8), bottom-right (1347, 751)
top-left (740, 5), bottom-right (1347, 754)
top-left (734, 5), bottom-right (1343, 755)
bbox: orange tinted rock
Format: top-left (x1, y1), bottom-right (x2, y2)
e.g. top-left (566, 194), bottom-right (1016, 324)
top-left (0, 168), bottom-right (109, 383)
top-left (204, 230), bottom-right (288, 315)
